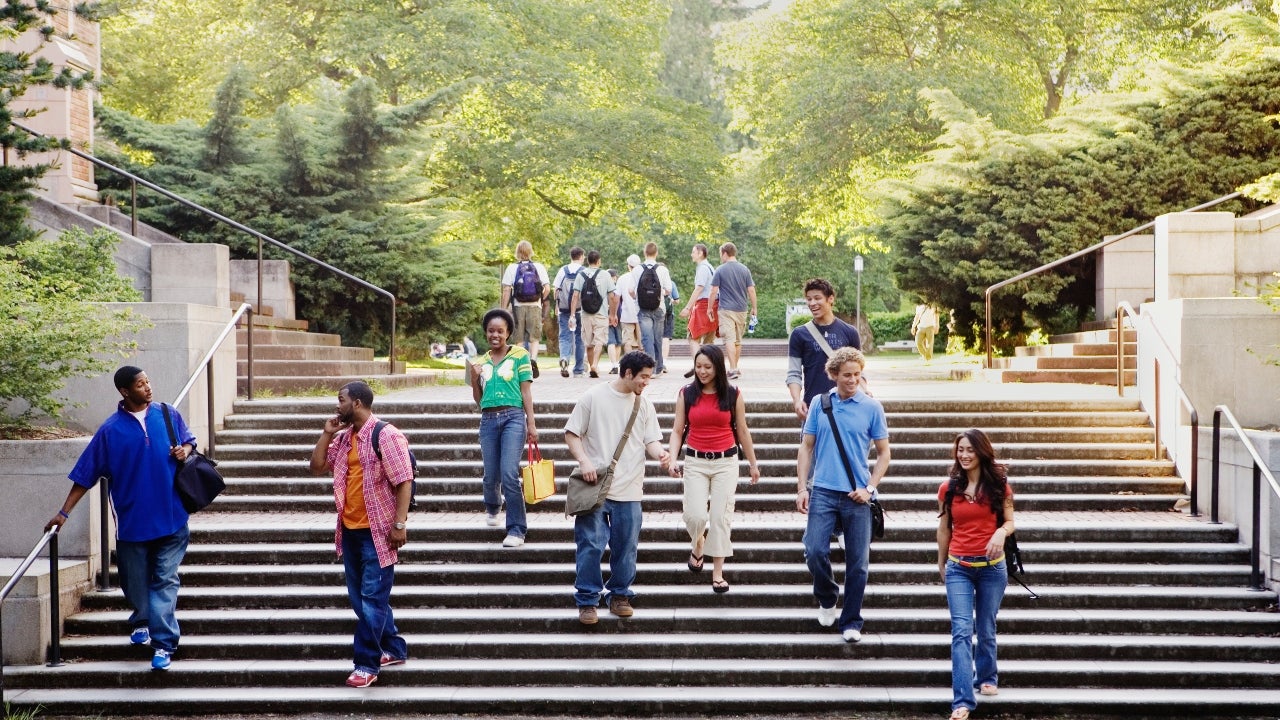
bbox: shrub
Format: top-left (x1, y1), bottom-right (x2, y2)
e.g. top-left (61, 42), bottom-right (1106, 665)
top-left (0, 228), bottom-right (148, 422)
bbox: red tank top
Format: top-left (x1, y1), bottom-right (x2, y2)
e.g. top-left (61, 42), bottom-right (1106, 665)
top-left (686, 392), bottom-right (736, 452)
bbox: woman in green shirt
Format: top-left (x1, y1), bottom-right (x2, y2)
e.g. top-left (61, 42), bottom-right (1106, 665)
top-left (466, 309), bottom-right (538, 547)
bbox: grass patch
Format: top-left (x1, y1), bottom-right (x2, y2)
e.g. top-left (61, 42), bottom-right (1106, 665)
top-left (3, 703), bottom-right (43, 720)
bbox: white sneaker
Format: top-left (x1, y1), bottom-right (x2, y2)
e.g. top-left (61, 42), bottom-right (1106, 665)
top-left (836, 534), bottom-right (845, 550)
top-left (817, 605), bottom-right (839, 627)
top-left (485, 513), bottom-right (500, 527)
top-left (842, 628), bottom-right (862, 643)
top-left (502, 534), bottom-right (525, 548)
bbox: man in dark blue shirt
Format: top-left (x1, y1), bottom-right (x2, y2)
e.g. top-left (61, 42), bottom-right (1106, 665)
top-left (46, 366), bottom-right (196, 672)
top-left (786, 278), bottom-right (862, 420)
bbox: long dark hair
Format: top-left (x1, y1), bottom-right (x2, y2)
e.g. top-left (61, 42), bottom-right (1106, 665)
top-left (940, 428), bottom-right (1009, 521)
top-left (683, 344), bottom-right (733, 412)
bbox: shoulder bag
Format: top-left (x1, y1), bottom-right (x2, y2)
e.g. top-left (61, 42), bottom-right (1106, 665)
top-left (565, 396), bottom-right (642, 517)
top-left (818, 393), bottom-right (885, 540)
top-left (161, 403), bottom-right (225, 513)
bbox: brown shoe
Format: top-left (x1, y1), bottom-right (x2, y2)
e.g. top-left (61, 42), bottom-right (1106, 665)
top-left (608, 596), bottom-right (634, 618)
top-left (578, 605), bottom-right (598, 625)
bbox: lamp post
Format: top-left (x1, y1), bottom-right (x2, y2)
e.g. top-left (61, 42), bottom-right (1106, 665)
top-left (854, 254), bottom-right (864, 329)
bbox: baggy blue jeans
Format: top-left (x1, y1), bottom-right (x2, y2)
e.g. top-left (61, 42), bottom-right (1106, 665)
top-left (801, 487), bottom-right (871, 632)
top-left (945, 557), bottom-right (1008, 711)
top-left (479, 406), bottom-right (527, 538)
top-left (117, 524), bottom-right (189, 653)
top-left (558, 308), bottom-right (585, 375)
top-left (573, 499), bottom-right (642, 607)
top-left (341, 527), bottom-right (408, 674)
top-left (637, 307), bottom-right (666, 372)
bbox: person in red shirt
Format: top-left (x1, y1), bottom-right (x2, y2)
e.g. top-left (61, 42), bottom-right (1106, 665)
top-left (936, 429), bottom-right (1017, 720)
top-left (666, 344), bottom-right (760, 592)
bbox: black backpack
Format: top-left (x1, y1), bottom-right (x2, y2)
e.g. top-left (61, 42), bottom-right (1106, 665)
top-left (556, 266), bottom-right (579, 312)
top-left (636, 263), bottom-right (662, 311)
top-left (372, 421), bottom-right (418, 511)
top-left (579, 269), bottom-right (604, 314)
top-left (513, 260), bottom-right (541, 303)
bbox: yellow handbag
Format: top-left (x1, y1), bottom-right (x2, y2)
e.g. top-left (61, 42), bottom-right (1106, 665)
top-left (521, 439), bottom-right (556, 505)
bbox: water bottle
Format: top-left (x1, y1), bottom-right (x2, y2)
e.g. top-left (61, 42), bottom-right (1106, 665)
top-left (748, 314), bottom-right (758, 334)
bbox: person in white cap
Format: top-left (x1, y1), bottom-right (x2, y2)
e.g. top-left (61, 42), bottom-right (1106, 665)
top-left (612, 254), bottom-right (643, 354)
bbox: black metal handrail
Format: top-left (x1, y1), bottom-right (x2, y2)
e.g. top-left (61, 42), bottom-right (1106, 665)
top-left (10, 121), bottom-right (399, 375)
top-left (1211, 406), bottom-right (1280, 590)
top-left (1115, 302), bottom-right (1200, 516)
top-left (172, 302), bottom-right (254, 449)
top-left (983, 192), bottom-right (1242, 367)
top-left (1, 526), bottom-right (64, 703)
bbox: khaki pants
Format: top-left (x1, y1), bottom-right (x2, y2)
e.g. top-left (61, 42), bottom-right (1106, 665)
top-left (915, 327), bottom-right (936, 361)
top-left (681, 454), bottom-right (739, 558)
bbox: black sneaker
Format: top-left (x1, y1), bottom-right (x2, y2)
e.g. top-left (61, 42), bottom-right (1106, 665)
top-left (532, 363), bottom-right (540, 379)
top-left (608, 367), bottom-right (618, 374)
top-left (559, 358), bottom-right (569, 378)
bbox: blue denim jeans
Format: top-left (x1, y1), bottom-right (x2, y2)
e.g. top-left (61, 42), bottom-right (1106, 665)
top-left (341, 527), bottom-right (408, 674)
top-left (945, 557), bottom-right (1008, 711)
top-left (117, 524), bottom-right (189, 653)
top-left (479, 407), bottom-right (527, 538)
top-left (801, 487), bottom-right (871, 632)
top-left (557, 308), bottom-right (585, 374)
top-left (637, 307), bottom-right (666, 372)
top-left (573, 499), bottom-right (642, 607)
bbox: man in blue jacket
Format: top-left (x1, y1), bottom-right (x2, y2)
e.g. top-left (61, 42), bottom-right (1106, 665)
top-left (46, 366), bottom-right (196, 672)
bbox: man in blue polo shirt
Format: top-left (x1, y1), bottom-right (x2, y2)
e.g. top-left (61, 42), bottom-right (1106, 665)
top-left (795, 347), bottom-right (889, 644)
top-left (45, 366), bottom-right (196, 672)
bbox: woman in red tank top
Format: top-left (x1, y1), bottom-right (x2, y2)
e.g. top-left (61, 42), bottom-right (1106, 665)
top-left (667, 344), bottom-right (759, 592)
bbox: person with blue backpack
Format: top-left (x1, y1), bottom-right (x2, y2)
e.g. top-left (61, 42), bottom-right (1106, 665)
top-left (552, 246), bottom-right (586, 378)
top-left (500, 241), bottom-right (550, 375)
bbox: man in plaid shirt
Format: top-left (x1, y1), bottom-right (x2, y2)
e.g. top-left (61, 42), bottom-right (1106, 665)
top-left (310, 381), bottom-right (414, 688)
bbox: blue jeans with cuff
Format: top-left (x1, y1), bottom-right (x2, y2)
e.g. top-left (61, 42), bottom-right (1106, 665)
top-left (801, 487), bottom-right (871, 632)
top-left (117, 524), bottom-right (190, 653)
top-left (945, 557), bottom-right (1007, 711)
top-left (341, 526), bottom-right (407, 674)
top-left (573, 499), bottom-right (642, 608)
top-left (479, 406), bottom-right (528, 538)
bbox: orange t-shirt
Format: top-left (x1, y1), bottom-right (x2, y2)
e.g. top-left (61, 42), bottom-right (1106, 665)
top-left (342, 445), bottom-right (370, 529)
top-left (938, 481), bottom-right (1014, 557)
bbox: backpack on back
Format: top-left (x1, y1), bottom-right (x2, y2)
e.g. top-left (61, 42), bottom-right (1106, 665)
top-left (636, 263), bottom-right (662, 311)
top-left (579, 269), bottom-right (604, 314)
top-left (556, 266), bottom-right (580, 312)
top-left (513, 260), bottom-right (542, 303)
top-left (372, 421), bottom-right (419, 511)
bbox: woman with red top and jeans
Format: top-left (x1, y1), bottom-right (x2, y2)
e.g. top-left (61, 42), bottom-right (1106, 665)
top-left (936, 429), bottom-right (1016, 720)
top-left (667, 344), bottom-right (759, 592)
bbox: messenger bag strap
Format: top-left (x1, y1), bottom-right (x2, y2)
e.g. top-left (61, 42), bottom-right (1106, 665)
top-left (805, 321), bottom-right (836, 359)
top-left (820, 393), bottom-right (860, 490)
top-left (607, 396), bottom-right (643, 472)
top-left (159, 403), bottom-right (178, 449)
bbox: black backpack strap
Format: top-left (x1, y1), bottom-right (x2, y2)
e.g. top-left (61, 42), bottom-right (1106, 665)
top-left (372, 420), bottom-right (387, 461)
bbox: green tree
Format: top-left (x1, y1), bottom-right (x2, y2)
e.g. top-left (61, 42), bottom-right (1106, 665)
top-left (1, 227), bottom-right (146, 422)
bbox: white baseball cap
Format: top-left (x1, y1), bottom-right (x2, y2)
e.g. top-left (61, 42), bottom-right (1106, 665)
top-left (627, 254), bottom-right (640, 268)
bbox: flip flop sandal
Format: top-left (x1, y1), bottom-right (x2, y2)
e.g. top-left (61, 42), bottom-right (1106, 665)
top-left (712, 578), bottom-right (730, 593)
top-left (979, 684), bottom-right (999, 696)
top-left (687, 552), bottom-right (704, 572)
top-left (949, 708), bottom-right (970, 720)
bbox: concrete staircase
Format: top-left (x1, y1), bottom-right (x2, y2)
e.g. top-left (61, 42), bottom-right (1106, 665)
top-left (6, 397), bottom-right (1280, 717)
top-left (991, 327), bottom-right (1137, 385)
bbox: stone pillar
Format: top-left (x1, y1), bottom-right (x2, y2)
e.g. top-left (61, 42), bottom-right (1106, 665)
top-left (152, 243), bottom-right (231, 309)
top-left (1096, 234), bottom-right (1154, 321)
top-left (230, 259), bottom-right (297, 319)
top-left (1153, 212), bottom-right (1237, 302)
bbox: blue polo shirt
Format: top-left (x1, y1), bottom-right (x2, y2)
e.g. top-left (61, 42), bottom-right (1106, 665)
top-left (68, 401), bottom-right (195, 542)
top-left (803, 388), bottom-right (888, 493)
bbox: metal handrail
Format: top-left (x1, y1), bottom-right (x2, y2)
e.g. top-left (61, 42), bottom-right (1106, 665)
top-left (10, 121), bottom-right (399, 374)
top-left (173, 302), bottom-right (254, 448)
top-left (1115, 302), bottom-right (1200, 515)
top-left (1, 526), bottom-right (64, 703)
top-left (1211, 405), bottom-right (1280, 591)
top-left (984, 192), bottom-right (1242, 367)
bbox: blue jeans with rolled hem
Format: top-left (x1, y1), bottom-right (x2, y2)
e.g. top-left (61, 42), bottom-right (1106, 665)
top-left (946, 557), bottom-right (1007, 711)
top-left (573, 499), bottom-right (642, 607)
top-left (342, 527), bottom-right (407, 674)
top-left (117, 524), bottom-right (189, 653)
top-left (801, 487), bottom-right (871, 632)
top-left (558, 308), bottom-right (585, 374)
top-left (637, 307), bottom-right (666, 372)
top-left (479, 407), bottom-right (527, 538)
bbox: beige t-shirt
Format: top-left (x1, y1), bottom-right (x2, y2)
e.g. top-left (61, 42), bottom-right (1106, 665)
top-left (563, 382), bottom-right (661, 502)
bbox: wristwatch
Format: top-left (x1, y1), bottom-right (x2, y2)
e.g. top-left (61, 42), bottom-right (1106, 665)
top-left (392, 522), bottom-right (406, 530)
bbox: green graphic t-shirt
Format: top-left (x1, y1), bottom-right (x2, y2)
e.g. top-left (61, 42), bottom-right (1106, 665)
top-left (478, 345), bottom-right (533, 410)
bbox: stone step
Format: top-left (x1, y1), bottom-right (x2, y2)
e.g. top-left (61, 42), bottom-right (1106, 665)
top-left (235, 328), bottom-right (340, 347)
top-left (1049, 329), bottom-right (1137, 344)
top-left (236, 344), bottom-right (375, 362)
top-left (992, 355), bottom-right (1137, 370)
top-left (1015, 342), bottom-right (1136, 358)
top-left (236, 359), bottom-right (400, 376)
top-left (235, 372), bottom-right (442, 396)
top-left (999, 369), bottom-right (1137, 386)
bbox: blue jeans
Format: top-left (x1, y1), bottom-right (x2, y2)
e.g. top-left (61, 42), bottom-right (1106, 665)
top-left (637, 307), bottom-right (666, 372)
top-left (573, 499), bottom-right (642, 607)
top-left (946, 558), bottom-right (1007, 711)
top-left (479, 407), bottom-right (527, 538)
top-left (801, 487), bottom-right (871, 632)
top-left (117, 525), bottom-right (189, 653)
top-left (557, 308), bottom-right (585, 374)
top-left (341, 527), bottom-right (408, 674)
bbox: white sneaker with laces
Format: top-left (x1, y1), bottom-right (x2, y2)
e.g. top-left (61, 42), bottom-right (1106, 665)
top-left (485, 513), bottom-right (500, 527)
top-left (502, 534), bottom-right (525, 548)
top-left (817, 604), bottom-right (839, 627)
top-left (842, 628), bottom-right (862, 643)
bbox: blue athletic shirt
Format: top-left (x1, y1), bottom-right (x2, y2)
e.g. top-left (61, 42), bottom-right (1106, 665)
top-left (802, 388), bottom-right (888, 493)
top-left (68, 401), bottom-right (196, 542)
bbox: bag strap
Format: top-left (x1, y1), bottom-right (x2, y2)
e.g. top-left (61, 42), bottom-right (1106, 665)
top-left (372, 420), bottom-right (386, 461)
top-left (805, 321), bottom-right (837, 359)
top-left (606, 396), bottom-right (643, 471)
top-left (527, 438), bottom-right (541, 464)
top-left (160, 403), bottom-right (178, 448)
top-left (997, 503), bottom-right (1038, 599)
top-left (820, 393), bottom-right (860, 490)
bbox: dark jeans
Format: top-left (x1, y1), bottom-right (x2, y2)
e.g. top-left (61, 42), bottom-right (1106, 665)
top-left (341, 527), bottom-right (408, 674)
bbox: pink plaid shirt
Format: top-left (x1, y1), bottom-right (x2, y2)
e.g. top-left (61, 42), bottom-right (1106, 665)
top-left (325, 416), bottom-right (413, 568)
